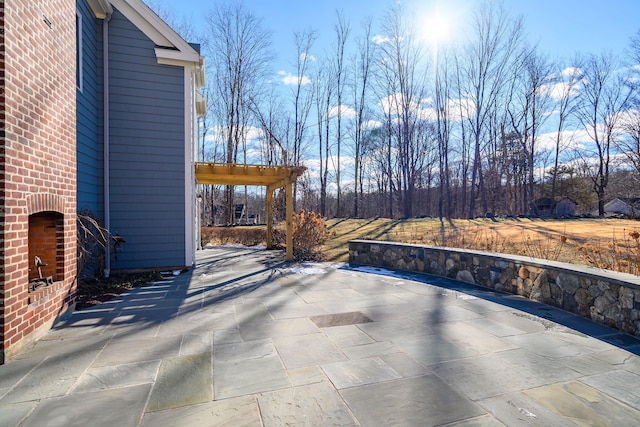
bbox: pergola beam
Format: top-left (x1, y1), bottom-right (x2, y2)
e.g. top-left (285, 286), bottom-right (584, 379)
top-left (195, 163), bottom-right (305, 261)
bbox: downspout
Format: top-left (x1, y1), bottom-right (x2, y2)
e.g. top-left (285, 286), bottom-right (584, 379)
top-left (103, 12), bottom-right (112, 278)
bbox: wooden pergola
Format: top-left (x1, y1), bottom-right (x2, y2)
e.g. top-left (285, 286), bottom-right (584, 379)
top-left (194, 163), bottom-right (306, 260)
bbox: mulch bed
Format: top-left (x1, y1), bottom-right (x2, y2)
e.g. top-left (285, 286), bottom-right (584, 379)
top-left (75, 271), bottom-right (163, 310)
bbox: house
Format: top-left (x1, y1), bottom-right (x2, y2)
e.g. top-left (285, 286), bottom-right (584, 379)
top-left (77, 0), bottom-right (205, 274)
top-left (554, 197), bottom-right (577, 217)
top-left (0, 0), bottom-right (204, 363)
top-left (532, 198), bottom-right (554, 216)
top-left (532, 197), bottom-right (577, 217)
top-left (604, 198), bottom-right (640, 218)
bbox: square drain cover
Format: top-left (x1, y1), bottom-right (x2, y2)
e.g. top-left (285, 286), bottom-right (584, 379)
top-left (310, 311), bottom-right (373, 328)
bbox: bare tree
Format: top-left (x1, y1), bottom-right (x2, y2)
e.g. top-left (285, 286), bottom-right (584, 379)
top-left (332, 12), bottom-right (351, 217)
top-left (376, 4), bottom-right (427, 218)
top-left (205, 2), bottom-right (272, 223)
top-left (434, 46), bottom-right (450, 219)
top-left (618, 31), bottom-right (640, 176)
top-left (550, 63), bottom-right (581, 201)
top-left (618, 112), bottom-right (640, 176)
top-left (291, 29), bottom-right (318, 166)
top-left (506, 46), bottom-right (553, 211)
top-left (460, 1), bottom-right (524, 217)
top-left (351, 18), bottom-right (376, 217)
top-left (575, 52), bottom-right (633, 216)
top-left (629, 29), bottom-right (640, 65)
top-left (314, 62), bottom-right (334, 216)
top-left (144, 0), bottom-right (201, 43)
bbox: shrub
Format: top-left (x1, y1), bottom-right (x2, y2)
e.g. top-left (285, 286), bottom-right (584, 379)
top-left (77, 208), bottom-right (108, 281)
top-left (201, 226), bottom-right (266, 247)
top-left (577, 228), bottom-right (640, 275)
top-left (274, 210), bottom-right (331, 261)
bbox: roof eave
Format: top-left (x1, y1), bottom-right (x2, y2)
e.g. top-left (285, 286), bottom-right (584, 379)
top-left (86, 0), bottom-right (113, 19)
top-left (110, 0), bottom-right (201, 63)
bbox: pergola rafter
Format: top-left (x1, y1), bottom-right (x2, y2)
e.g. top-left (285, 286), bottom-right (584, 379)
top-left (194, 163), bottom-right (306, 260)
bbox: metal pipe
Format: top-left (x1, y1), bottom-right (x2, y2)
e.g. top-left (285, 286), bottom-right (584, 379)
top-left (103, 12), bottom-right (112, 278)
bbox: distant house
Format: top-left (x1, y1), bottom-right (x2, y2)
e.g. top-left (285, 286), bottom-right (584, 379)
top-left (532, 197), bottom-right (577, 217)
top-left (532, 198), bottom-right (554, 216)
top-left (554, 197), bottom-right (577, 216)
top-left (77, 0), bottom-right (205, 273)
top-left (604, 198), bottom-right (640, 217)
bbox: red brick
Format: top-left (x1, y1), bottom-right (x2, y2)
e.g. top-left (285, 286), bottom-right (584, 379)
top-left (2, 0), bottom-right (77, 362)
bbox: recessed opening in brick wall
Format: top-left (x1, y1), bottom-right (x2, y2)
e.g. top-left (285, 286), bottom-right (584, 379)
top-left (28, 211), bottom-right (64, 290)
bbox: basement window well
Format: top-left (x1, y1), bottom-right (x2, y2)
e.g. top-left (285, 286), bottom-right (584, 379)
top-left (28, 211), bottom-right (64, 291)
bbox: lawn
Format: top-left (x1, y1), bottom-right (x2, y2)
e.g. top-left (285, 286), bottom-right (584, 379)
top-left (323, 217), bottom-right (640, 274)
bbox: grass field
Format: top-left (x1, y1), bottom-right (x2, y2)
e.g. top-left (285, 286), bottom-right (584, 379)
top-left (322, 217), bottom-right (640, 274)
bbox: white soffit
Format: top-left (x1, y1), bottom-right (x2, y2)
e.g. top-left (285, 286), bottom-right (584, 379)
top-left (86, 0), bottom-right (113, 19)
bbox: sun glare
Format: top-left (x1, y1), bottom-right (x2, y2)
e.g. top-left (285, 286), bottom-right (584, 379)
top-left (423, 12), bottom-right (451, 45)
top-left (414, 2), bottom-right (464, 49)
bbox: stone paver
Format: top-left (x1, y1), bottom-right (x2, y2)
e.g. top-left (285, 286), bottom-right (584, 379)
top-left (340, 374), bottom-right (486, 426)
top-left (146, 353), bottom-right (213, 412)
top-left (525, 382), bottom-right (640, 425)
top-left (258, 381), bottom-right (358, 426)
top-left (321, 357), bottom-right (401, 389)
top-left (141, 396), bottom-right (262, 427)
top-left (2, 246), bottom-right (640, 426)
top-left (17, 384), bottom-right (153, 427)
top-left (72, 360), bottom-right (161, 393)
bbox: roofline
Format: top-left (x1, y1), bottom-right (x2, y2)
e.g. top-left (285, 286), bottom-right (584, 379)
top-left (109, 0), bottom-right (203, 65)
top-left (85, 0), bottom-right (113, 19)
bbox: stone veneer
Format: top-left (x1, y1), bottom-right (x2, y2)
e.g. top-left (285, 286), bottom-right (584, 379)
top-left (349, 240), bottom-right (640, 337)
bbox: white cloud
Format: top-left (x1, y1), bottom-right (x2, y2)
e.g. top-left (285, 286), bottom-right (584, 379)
top-left (372, 34), bottom-right (391, 45)
top-left (360, 120), bottom-right (382, 131)
top-left (541, 80), bottom-right (581, 102)
top-left (616, 109), bottom-right (640, 130)
top-left (380, 93), bottom-right (474, 122)
top-left (379, 93), bottom-right (418, 116)
top-left (443, 98), bottom-right (475, 122)
top-left (561, 66), bottom-right (582, 77)
top-left (328, 105), bottom-right (356, 120)
top-left (203, 125), bottom-right (265, 145)
top-left (246, 148), bottom-right (266, 163)
top-left (241, 126), bottom-right (262, 142)
top-left (278, 70), bottom-right (311, 86)
top-left (535, 129), bottom-right (590, 151)
top-left (303, 155), bottom-right (355, 174)
top-left (541, 67), bottom-right (583, 101)
top-left (299, 52), bottom-right (316, 62)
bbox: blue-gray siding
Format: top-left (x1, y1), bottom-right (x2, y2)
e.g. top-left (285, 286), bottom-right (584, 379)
top-left (76, 0), bottom-right (103, 215)
top-left (107, 7), bottom-right (186, 269)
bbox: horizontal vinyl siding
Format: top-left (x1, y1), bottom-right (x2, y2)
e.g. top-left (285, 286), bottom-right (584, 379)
top-left (108, 7), bottom-right (186, 270)
top-left (76, 0), bottom-right (103, 215)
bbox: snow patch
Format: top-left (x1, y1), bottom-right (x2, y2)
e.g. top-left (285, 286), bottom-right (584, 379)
top-left (290, 267), bottom-right (327, 275)
top-left (348, 265), bottom-right (405, 278)
top-left (289, 261), bottom-right (346, 275)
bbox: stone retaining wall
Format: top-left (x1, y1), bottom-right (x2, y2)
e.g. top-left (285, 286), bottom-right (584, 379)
top-left (349, 240), bottom-right (640, 337)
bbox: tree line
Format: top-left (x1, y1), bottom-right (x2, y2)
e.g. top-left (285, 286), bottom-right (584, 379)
top-left (149, 0), bottom-right (640, 223)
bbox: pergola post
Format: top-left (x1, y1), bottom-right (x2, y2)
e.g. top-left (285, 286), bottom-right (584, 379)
top-left (285, 179), bottom-right (293, 261)
top-left (266, 186), bottom-right (273, 249)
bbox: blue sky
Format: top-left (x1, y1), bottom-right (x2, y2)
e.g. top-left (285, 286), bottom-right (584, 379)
top-left (153, 0), bottom-right (640, 177)
top-left (164, 0), bottom-right (640, 73)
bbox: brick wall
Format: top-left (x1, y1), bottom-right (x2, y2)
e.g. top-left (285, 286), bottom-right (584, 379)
top-left (1, 1), bottom-right (77, 363)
